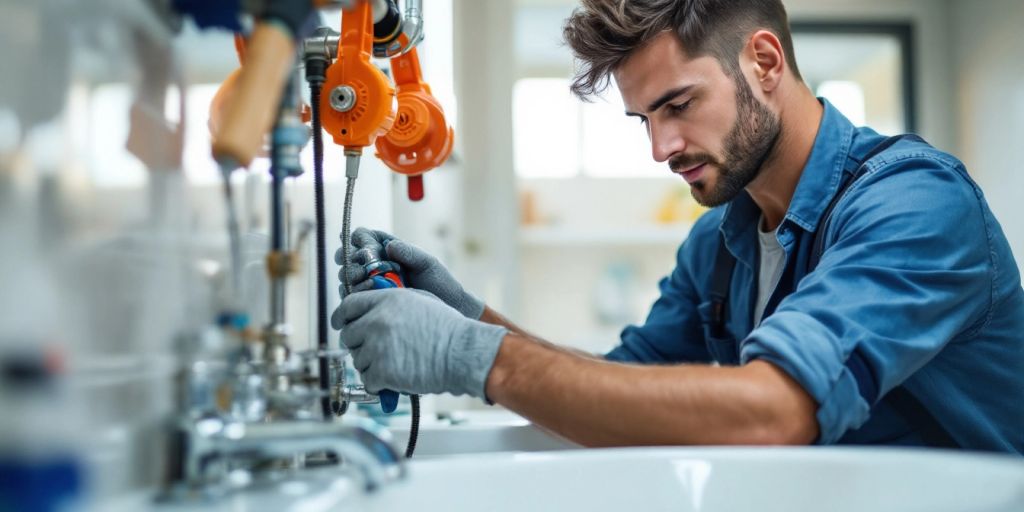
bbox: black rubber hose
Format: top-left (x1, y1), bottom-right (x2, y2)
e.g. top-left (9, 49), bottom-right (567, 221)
top-left (307, 58), bottom-right (332, 421)
top-left (406, 394), bottom-right (420, 458)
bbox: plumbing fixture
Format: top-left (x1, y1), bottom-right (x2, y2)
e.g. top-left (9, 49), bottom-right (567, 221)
top-left (163, 414), bottom-right (404, 498)
top-left (161, 0), bottom-right (453, 500)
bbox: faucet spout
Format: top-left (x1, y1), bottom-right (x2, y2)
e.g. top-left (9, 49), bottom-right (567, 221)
top-left (165, 415), bottom-right (405, 497)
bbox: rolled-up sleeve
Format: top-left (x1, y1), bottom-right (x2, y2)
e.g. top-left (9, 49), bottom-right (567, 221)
top-left (606, 214), bottom-right (719, 364)
top-left (740, 156), bottom-right (993, 444)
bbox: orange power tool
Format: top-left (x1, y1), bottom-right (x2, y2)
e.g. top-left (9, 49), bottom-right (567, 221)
top-left (319, 0), bottom-right (396, 163)
top-left (375, 47), bottom-right (454, 201)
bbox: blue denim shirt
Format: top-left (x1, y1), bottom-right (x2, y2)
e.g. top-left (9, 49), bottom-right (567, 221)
top-left (606, 100), bottom-right (1024, 453)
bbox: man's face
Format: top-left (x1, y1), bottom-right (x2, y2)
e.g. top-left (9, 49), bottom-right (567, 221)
top-left (615, 32), bottom-right (781, 207)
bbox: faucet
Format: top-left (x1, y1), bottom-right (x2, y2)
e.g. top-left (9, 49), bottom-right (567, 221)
top-left (162, 327), bottom-right (406, 502)
top-left (163, 414), bottom-right (405, 498)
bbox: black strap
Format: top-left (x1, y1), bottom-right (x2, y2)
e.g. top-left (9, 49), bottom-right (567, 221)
top-left (709, 236), bottom-right (735, 339)
top-left (708, 134), bottom-right (959, 448)
top-left (809, 134), bottom-right (924, 269)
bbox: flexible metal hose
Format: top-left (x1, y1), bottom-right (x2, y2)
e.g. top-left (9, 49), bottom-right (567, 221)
top-left (341, 174), bottom-right (357, 296)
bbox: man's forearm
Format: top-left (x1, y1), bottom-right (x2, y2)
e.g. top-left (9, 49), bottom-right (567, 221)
top-left (484, 333), bottom-right (819, 447)
top-left (478, 305), bottom-right (538, 338)
top-left (478, 306), bottom-right (600, 360)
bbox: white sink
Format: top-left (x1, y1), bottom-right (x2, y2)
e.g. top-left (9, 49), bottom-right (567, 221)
top-left (106, 447), bottom-right (1024, 512)
top-left (359, 447), bottom-right (1024, 512)
top-left (386, 410), bottom-right (579, 456)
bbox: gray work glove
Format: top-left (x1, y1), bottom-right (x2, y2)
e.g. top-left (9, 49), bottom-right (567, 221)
top-left (331, 288), bottom-right (508, 399)
top-left (335, 227), bottom-right (485, 319)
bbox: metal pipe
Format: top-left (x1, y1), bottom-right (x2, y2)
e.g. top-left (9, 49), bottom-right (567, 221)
top-left (303, 27), bottom-right (340, 62)
top-left (267, 71), bottom-right (305, 330)
top-left (373, 0), bottom-right (424, 58)
top-left (220, 165), bottom-right (244, 304)
top-left (305, 0), bottom-right (422, 61)
top-left (400, 0), bottom-right (424, 51)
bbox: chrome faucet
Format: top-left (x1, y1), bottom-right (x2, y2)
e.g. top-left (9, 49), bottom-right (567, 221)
top-left (163, 413), bottom-right (404, 498)
top-left (162, 327), bottom-right (406, 501)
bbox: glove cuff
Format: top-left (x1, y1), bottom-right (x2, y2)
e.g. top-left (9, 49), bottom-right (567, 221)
top-left (454, 291), bottom-right (486, 320)
top-left (448, 320), bottom-right (508, 400)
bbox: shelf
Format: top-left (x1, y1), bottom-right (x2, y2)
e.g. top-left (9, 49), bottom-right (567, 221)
top-left (519, 223), bottom-right (691, 247)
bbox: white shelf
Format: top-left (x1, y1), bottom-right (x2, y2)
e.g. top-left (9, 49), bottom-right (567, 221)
top-left (519, 223), bottom-right (691, 247)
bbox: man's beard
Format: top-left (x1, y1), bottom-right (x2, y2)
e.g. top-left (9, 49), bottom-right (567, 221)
top-left (670, 75), bottom-right (781, 207)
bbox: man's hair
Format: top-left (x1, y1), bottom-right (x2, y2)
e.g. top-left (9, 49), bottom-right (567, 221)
top-left (563, 0), bottom-right (802, 99)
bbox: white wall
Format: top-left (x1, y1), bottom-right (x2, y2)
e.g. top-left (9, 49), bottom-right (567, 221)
top-left (785, 0), bottom-right (957, 151)
top-left (452, 0), bottom-right (521, 315)
top-left (950, 0), bottom-right (1024, 270)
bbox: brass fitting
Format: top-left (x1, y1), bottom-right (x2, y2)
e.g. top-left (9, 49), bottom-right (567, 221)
top-left (266, 250), bottom-right (301, 278)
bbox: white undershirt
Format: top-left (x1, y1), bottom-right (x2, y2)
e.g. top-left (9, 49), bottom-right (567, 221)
top-left (754, 216), bottom-right (786, 327)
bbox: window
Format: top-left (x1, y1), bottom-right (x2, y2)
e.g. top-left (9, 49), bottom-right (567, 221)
top-left (512, 78), bottom-right (664, 179)
top-left (513, 78), bottom-right (578, 178)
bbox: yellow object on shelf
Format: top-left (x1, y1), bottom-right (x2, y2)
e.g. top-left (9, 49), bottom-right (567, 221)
top-left (654, 184), bottom-right (707, 224)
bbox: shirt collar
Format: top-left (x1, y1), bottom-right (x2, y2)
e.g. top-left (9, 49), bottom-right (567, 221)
top-left (783, 98), bottom-right (855, 233)
top-left (721, 98), bottom-right (855, 240)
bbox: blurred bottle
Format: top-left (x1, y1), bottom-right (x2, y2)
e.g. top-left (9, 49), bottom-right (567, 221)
top-left (0, 349), bottom-right (86, 512)
top-left (593, 260), bottom-right (638, 326)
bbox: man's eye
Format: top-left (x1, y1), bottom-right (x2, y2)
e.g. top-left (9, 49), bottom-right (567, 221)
top-left (667, 98), bottom-right (692, 113)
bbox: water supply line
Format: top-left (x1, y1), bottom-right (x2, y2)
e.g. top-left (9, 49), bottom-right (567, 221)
top-left (305, 48), bottom-right (334, 420)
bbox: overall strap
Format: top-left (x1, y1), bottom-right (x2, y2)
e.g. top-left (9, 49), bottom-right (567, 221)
top-left (809, 134), bottom-right (925, 269)
top-left (709, 236), bottom-right (737, 339)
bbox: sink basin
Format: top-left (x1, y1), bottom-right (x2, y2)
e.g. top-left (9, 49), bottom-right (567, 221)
top-left (386, 410), bottom-right (579, 456)
top-left (105, 446), bottom-right (1024, 512)
top-left (357, 447), bottom-right (1024, 512)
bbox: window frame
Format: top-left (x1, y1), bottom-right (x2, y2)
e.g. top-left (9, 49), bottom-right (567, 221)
top-left (790, 21), bottom-right (918, 133)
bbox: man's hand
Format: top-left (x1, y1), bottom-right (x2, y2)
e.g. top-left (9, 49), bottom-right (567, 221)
top-left (335, 228), bottom-right (485, 319)
top-left (332, 288), bottom-right (507, 398)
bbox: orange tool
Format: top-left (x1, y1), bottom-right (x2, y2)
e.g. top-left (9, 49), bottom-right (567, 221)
top-left (375, 47), bottom-right (454, 201)
top-left (210, 24), bottom-right (298, 169)
top-left (207, 35), bottom-right (248, 143)
top-left (210, 34), bottom-right (311, 141)
top-left (319, 0), bottom-right (396, 155)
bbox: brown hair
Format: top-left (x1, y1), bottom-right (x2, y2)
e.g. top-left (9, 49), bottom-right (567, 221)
top-left (563, 0), bottom-right (802, 99)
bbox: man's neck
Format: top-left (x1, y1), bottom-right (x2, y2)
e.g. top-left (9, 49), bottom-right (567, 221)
top-left (746, 87), bottom-right (823, 232)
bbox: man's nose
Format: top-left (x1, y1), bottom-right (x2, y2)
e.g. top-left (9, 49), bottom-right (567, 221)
top-left (649, 120), bottom-right (686, 163)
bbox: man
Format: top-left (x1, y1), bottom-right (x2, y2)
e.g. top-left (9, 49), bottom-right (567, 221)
top-left (333, 0), bottom-right (1024, 452)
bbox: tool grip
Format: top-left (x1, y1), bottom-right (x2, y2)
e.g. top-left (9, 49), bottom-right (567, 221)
top-left (368, 269), bottom-right (404, 412)
top-left (379, 390), bottom-right (399, 413)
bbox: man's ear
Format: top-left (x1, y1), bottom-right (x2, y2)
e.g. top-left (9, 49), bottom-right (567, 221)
top-left (746, 30), bottom-right (786, 93)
